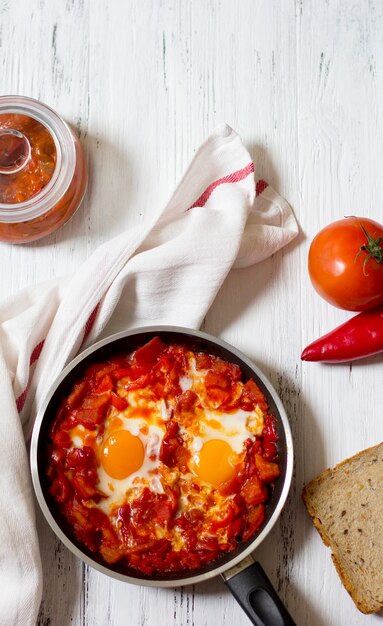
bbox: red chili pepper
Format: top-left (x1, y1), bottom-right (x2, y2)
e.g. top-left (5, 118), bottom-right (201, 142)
top-left (301, 305), bottom-right (383, 362)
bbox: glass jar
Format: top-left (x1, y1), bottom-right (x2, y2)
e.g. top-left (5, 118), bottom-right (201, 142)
top-left (0, 95), bottom-right (87, 243)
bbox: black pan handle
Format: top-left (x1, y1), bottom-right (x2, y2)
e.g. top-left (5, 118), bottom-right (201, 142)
top-left (222, 555), bottom-right (297, 626)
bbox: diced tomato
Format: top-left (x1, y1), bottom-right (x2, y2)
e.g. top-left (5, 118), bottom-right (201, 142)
top-left (49, 471), bottom-right (71, 503)
top-left (204, 370), bottom-right (232, 407)
top-left (211, 358), bottom-right (242, 382)
top-left (254, 454), bottom-right (281, 483)
top-left (218, 473), bottom-right (242, 496)
top-left (134, 557), bottom-right (155, 575)
top-left (196, 536), bottom-right (220, 551)
top-left (220, 395), bottom-right (242, 411)
top-left (159, 420), bottom-right (183, 467)
top-left (165, 420), bottom-right (179, 438)
top-left (152, 352), bottom-right (184, 397)
top-left (195, 352), bottom-right (212, 370)
top-left (94, 364), bottom-right (122, 381)
top-left (129, 488), bottom-right (155, 526)
top-left (158, 346), bottom-right (187, 376)
top-left (109, 392), bottom-right (128, 410)
top-left (153, 501), bottom-right (174, 525)
top-left (52, 431), bottom-right (72, 448)
top-left (69, 501), bottom-right (101, 552)
top-left (244, 441), bottom-right (262, 478)
top-left (67, 381), bottom-right (89, 409)
top-left (151, 380), bottom-right (166, 398)
top-left (242, 379), bottom-right (268, 413)
top-left (175, 508), bottom-right (204, 530)
top-left (240, 475), bottom-right (268, 506)
top-left (180, 550), bottom-right (201, 570)
top-left (50, 447), bottom-right (67, 465)
top-left (150, 538), bottom-right (172, 557)
top-left (263, 414), bottom-right (278, 443)
top-left (117, 503), bottom-right (132, 540)
top-left (95, 374), bottom-right (114, 393)
top-left (124, 374), bottom-right (151, 391)
top-left (111, 367), bottom-right (134, 380)
top-left (72, 406), bottom-right (106, 428)
top-left (81, 393), bottom-right (110, 409)
top-left (175, 390), bottom-right (198, 415)
top-left (165, 488), bottom-right (179, 514)
top-left (70, 500), bottom-right (92, 530)
top-left (128, 538), bottom-right (158, 554)
top-left (88, 507), bottom-right (110, 530)
top-left (85, 362), bottom-right (120, 382)
top-left (205, 386), bottom-right (231, 408)
top-left (209, 504), bottom-right (235, 532)
top-left (99, 541), bottom-right (123, 564)
top-left (65, 446), bottom-right (97, 471)
top-left (72, 474), bottom-right (100, 501)
top-left (263, 441), bottom-right (278, 461)
top-left (226, 517), bottom-right (243, 539)
top-left (183, 530), bottom-right (199, 552)
top-left (174, 445), bottom-right (191, 472)
top-left (56, 413), bottom-right (78, 432)
top-left (205, 370), bottom-right (231, 389)
top-left (242, 504), bottom-right (265, 542)
top-left (132, 336), bottom-right (167, 366)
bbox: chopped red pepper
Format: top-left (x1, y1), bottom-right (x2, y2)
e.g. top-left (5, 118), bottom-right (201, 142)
top-left (133, 336), bottom-right (167, 366)
top-left (254, 454), bottom-right (281, 483)
top-left (241, 379), bottom-right (268, 413)
top-left (109, 392), bottom-right (128, 410)
top-left (67, 381), bottom-right (89, 409)
top-left (240, 475), bottom-right (268, 506)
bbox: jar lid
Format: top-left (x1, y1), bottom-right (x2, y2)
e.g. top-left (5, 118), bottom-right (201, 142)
top-left (0, 96), bottom-right (76, 222)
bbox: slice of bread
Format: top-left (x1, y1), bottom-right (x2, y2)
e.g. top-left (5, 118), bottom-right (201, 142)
top-left (302, 442), bottom-right (383, 614)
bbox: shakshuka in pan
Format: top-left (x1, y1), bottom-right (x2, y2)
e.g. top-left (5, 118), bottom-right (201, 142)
top-left (46, 337), bottom-right (281, 575)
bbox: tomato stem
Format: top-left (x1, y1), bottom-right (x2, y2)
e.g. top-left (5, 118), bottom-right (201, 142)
top-left (355, 222), bottom-right (383, 275)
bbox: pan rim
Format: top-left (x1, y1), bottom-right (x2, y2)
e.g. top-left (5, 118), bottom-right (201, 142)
top-left (30, 324), bottom-right (294, 587)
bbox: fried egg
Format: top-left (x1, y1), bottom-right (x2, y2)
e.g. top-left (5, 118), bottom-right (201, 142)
top-left (68, 398), bottom-right (167, 513)
top-left (182, 407), bottom-right (264, 487)
top-left (97, 418), bottom-right (165, 511)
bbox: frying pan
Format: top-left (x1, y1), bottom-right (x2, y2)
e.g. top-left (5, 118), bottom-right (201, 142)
top-left (30, 326), bottom-right (296, 626)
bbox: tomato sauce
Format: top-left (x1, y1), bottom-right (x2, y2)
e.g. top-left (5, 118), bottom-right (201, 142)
top-left (0, 114), bottom-right (57, 204)
top-left (46, 338), bottom-right (281, 576)
top-left (0, 96), bottom-right (87, 243)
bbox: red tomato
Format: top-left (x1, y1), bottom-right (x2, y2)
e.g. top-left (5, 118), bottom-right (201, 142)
top-left (308, 217), bottom-right (383, 311)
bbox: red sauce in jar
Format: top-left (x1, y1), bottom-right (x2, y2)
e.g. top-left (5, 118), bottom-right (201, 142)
top-left (0, 114), bottom-right (57, 203)
top-left (0, 96), bottom-right (87, 243)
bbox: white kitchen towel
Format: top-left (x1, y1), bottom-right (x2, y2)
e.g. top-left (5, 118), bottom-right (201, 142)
top-left (0, 123), bottom-right (298, 626)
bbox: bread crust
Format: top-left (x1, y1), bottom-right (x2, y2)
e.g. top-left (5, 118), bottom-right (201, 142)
top-left (302, 442), bottom-right (383, 615)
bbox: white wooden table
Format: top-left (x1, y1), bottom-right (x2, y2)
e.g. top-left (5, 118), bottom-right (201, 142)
top-left (2, 1), bottom-right (383, 624)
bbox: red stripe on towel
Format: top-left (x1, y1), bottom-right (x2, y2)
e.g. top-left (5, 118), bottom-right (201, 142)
top-left (16, 386), bottom-right (29, 413)
top-left (16, 340), bottom-right (45, 413)
top-left (30, 339), bottom-right (45, 365)
top-left (187, 162), bottom-right (255, 210)
top-left (256, 179), bottom-right (268, 197)
top-left (83, 302), bottom-right (100, 342)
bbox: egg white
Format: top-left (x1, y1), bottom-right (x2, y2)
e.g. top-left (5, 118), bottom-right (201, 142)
top-left (96, 420), bottom-right (166, 512)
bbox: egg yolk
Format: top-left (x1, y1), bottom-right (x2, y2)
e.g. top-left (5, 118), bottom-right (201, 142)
top-left (101, 430), bottom-right (144, 479)
top-left (193, 439), bottom-right (236, 486)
